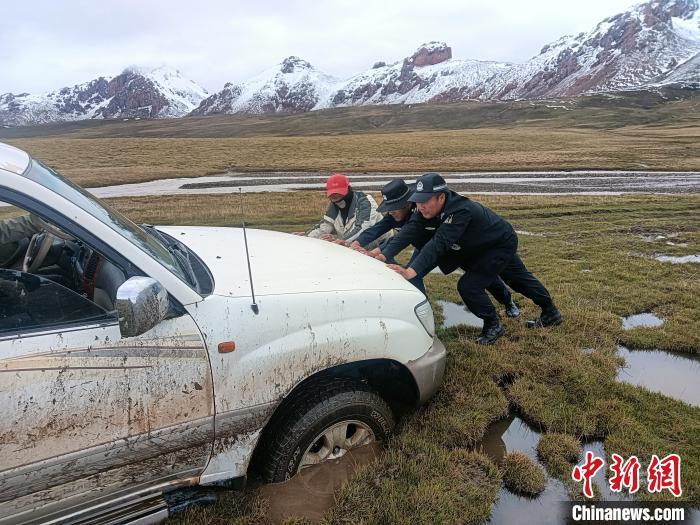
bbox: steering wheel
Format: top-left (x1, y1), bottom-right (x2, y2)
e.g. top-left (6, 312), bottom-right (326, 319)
top-left (23, 232), bottom-right (57, 273)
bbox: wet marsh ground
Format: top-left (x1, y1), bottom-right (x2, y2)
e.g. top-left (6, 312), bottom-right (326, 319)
top-left (103, 191), bottom-right (700, 524)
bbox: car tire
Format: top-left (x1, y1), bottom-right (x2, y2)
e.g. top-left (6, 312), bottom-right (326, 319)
top-left (259, 378), bottom-right (395, 483)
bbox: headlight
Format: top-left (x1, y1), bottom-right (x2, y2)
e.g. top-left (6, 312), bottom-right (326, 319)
top-left (414, 299), bottom-right (435, 337)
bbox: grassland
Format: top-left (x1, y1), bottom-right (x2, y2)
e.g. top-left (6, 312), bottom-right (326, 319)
top-left (3, 96), bottom-right (698, 522)
top-left (99, 191), bottom-right (700, 524)
top-left (1, 92), bottom-right (698, 188)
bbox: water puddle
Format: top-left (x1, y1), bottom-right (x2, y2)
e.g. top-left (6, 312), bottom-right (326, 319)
top-left (655, 254), bottom-right (700, 264)
top-left (258, 442), bottom-right (382, 523)
top-left (476, 414), bottom-right (628, 525)
top-left (616, 346), bottom-right (700, 407)
top-left (621, 312), bottom-right (664, 330)
top-left (436, 300), bottom-right (483, 329)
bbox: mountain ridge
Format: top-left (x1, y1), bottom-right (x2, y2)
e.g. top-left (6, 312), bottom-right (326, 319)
top-left (2, 0), bottom-right (698, 126)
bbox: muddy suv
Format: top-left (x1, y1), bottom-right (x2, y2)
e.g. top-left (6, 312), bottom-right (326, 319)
top-left (0, 142), bottom-right (446, 524)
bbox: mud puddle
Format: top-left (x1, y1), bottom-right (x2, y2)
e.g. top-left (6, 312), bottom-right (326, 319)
top-left (617, 346), bottom-right (700, 407)
top-left (258, 442), bottom-right (382, 523)
top-left (436, 300), bottom-right (483, 329)
top-left (622, 312), bottom-right (664, 329)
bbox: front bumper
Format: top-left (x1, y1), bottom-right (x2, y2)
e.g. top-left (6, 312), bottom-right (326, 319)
top-left (406, 336), bottom-right (446, 405)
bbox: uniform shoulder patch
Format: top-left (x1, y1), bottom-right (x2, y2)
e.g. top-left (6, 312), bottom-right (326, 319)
top-left (444, 214), bottom-right (453, 224)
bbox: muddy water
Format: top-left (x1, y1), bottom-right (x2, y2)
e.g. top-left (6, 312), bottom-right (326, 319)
top-left (258, 442), bottom-right (382, 523)
top-left (622, 312), bottom-right (664, 329)
top-left (617, 346), bottom-right (700, 407)
top-left (436, 300), bottom-right (483, 329)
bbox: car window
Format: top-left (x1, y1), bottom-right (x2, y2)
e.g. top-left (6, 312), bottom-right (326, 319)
top-left (0, 269), bottom-right (116, 336)
top-left (22, 160), bottom-right (190, 284)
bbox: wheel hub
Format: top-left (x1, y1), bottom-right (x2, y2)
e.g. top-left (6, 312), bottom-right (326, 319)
top-left (298, 420), bottom-right (375, 472)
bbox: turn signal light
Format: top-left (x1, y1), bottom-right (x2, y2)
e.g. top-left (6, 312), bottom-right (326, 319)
top-left (218, 341), bottom-right (236, 353)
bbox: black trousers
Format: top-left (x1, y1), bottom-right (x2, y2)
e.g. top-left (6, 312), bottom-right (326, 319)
top-left (486, 276), bottom-right (512, 305)
top-left (457, 236), bottom-right (552, 319)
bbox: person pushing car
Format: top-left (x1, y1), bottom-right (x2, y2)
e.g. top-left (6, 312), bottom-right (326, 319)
top-left (376, 172), bottom-right (562, 344)
top-left (352, 179), bottom-right (520, 318)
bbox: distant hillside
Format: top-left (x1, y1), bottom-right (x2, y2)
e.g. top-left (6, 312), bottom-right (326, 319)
top-left (1, 85), bottom-right (697, 141)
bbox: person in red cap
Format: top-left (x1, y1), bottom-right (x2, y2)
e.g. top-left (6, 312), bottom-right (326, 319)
top-left (294, 173), bottom-right (386, 246)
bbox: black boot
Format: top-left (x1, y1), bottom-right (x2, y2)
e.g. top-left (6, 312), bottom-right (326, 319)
top-left (504, 298), bottom-right (520, 318)
top-left (526, 303), bottom-right (562, 328)
top-left (478, 315), bottom-right (505, 345)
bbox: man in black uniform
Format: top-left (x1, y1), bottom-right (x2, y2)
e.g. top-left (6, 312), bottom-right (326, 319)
top-left (360, 179), bottom-right (519, 316)
top-left (379, 173), bottom-right (561, 344)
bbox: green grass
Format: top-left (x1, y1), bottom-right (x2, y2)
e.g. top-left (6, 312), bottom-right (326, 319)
top-left (113, 191), bottom-right (700, 524)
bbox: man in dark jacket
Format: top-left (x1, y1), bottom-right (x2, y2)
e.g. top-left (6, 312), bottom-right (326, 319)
top-left (379, 173), bottom-right (561, 344)
top-left (356, 180), bottom-right (519, 318)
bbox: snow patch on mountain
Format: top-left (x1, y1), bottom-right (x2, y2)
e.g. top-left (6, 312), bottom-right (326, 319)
top-left (1, 66), bottom-right (207, 126)
top-left (192, 57), bottom-right (338, 115)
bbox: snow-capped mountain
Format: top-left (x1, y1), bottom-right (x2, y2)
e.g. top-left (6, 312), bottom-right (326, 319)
top-left (2, 0), bottom-right (698, 126)
top-left (194, 0), bottom-right (699, 116)
top-left (194, 42), bottom-right (512, 115)
top-left (191, 57), bottom-right (338, 115)
top-left (315, 42), bottom-right (511, 108)
top-left (0, 66), bottom-right (207, 126)
top-left (481, 0), bottom-right (700, 99)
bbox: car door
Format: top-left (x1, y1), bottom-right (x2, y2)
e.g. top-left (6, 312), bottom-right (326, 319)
top-left (0, 268), bottom-right (214, 523)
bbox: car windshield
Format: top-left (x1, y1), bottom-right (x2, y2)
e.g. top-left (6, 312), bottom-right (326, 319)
top-left (22, 160), bottom-right (190, 284)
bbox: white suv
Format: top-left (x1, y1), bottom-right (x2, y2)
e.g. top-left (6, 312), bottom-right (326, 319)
top-left (0, 142), bottom-right (445, 524)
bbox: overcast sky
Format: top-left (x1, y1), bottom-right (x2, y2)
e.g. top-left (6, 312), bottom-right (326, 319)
top-left (2, 0), bottom-right (638, 94)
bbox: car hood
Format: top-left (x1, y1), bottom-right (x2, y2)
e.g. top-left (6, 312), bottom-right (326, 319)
top-left (156, 226), bottom-right (418, 297)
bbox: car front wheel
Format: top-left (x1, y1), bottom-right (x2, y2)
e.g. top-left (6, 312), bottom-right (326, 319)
top-left (259, 379), bottom-right (395, 483)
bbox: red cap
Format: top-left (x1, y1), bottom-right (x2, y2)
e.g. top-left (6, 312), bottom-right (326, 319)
top-left (326, 173), bottom-right (350, 197)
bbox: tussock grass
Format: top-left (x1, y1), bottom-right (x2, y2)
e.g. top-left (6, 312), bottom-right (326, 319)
top-left (501, 452), bottom-right (548, 496)
top-left (537, 433), bottom-right (582, 479)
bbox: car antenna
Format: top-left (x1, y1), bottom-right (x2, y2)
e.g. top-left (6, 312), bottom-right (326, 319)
top-left (238, 188), bottom-right (259, 314)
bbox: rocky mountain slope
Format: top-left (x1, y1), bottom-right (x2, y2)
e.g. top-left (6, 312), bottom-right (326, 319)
top-left (0, 66), bottom-right (207, 126)
top-left (2, 0), bottom-right (698, 125)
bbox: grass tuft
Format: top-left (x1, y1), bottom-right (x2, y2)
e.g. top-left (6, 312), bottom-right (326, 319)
top-left (501, 452), bottom-right (548, 496)
top-left (537, 433), bottom-right (582, 478)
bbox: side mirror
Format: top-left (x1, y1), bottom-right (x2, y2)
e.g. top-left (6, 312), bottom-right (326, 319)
top-left (115, 276), bottom-right (169, 338)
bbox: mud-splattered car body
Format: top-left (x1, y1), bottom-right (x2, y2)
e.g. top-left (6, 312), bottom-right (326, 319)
top-left (0, 142), bottom-right (445, 524)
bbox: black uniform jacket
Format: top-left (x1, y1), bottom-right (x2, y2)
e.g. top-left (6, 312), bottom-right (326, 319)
top-left (381, 191), bottom-right (516, 278)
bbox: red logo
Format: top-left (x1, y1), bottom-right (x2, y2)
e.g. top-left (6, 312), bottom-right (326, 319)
top-left (572, 452), bottom-right (682, 498)
top-left (572, 451), bottom-right (605, 498)
top-left (647, 454), bottom-right (682, 497)
top-left (609, 454), bottom-right (641, 494)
